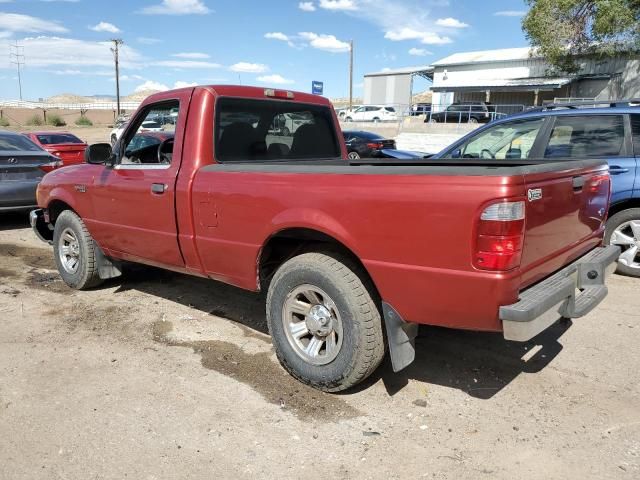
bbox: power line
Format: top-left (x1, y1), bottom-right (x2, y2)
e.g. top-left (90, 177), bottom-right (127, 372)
top-left (110, 38), bottom-right (124, 116)
top-left (10, 41), bottom-right (25, 100)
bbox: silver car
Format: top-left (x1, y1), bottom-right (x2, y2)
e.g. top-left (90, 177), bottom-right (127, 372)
top-left (0, 131), bottom-right (57, 212)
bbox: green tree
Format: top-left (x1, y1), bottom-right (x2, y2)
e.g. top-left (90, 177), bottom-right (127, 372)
top-left (522, 0), bottom-right (640, 73)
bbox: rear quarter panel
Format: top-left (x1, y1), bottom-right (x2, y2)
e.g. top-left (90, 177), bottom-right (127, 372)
top-left (190, 166), bottom-right (527, 330)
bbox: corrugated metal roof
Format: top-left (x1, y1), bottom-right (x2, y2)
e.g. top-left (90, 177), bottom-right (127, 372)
top-left (432, 47), bottom-right (537, 67)
top-left (365, 65), bottom-right (434, 77)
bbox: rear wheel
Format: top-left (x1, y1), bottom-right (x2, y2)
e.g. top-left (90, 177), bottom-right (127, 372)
top-left (469, 117), bottom-right (479, 124)
top-left (266, 252), bottom-right (385, 392)
top-left (428, 118), bottom-right (438, 124)
top-left (345, 117), bottom-right (352, 122)
top-left (605, 208), bottom-right (640, 277)
top-left (347, 151), bottom-right (361, 160)
top-left (53, 210), bottom-right (103, 289)
top-left (372, 117), bottom-right (380, 123)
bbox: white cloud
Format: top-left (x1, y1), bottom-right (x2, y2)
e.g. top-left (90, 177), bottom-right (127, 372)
top-left (120, 74), bottom-right (145, 81)
top-left (384, 27), bottom-right (451, 45)
top-left (299, 32), bottom-right (350, 52)
top-left (137, 36), bottom-right (162, 44)
top-left (264, 31), bottom-right (296, 48)
top-left (171, 52), bottom-right (209, 59)
top-left (174, 80), bottom-right (197, 88)
top-left (229, 62), bottom-right (268, 73)
top-left (155, 59), bottom-right (220, 68)
top-left (408, 47), bottom-right (431, 56)
top-left (257, 74), bottom-right (294, 85)
top-left (134, 79), bottom-right (198, 92)
top-left (135, 80), bottom-right (169, 92)
top-left (0, 36), bottom-right (142, 68)
top-left (89, 22), bottom-right (121, 33)
top-left (140, 0), bottom-right (210, 15)
top-left (494, 10), bottom-right (526, 17)
top-left (0, 12), bottom-right (67, 33)
top-left (264, 32), bottom-right (289, 41)
top-left (50, 69), bottom-right (113, 76)
top-left (298, 1), bottom-right (315, 11)
top-left (435, 17), bottom-right (468, 28)
top-left (319, 0), bottom-right (357, 11)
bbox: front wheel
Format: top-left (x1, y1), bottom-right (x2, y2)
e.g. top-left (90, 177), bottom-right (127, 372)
top-left (372, 117), bottom-right (380, 123)
top-left (53, 210), bottom-right (103, 289)
top-left (605, 208), bottom-right (640, 277)
top-left (347, 151), bottom-right (361, 160)
top-left (266, 252), bottom-right (385, 392)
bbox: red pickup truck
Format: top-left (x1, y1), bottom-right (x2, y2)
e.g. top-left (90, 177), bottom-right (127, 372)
top-left (31, 85), bottom-right (619, 391)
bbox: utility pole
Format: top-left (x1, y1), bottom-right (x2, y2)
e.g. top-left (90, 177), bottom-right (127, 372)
top-left (10, 41), bottom-right (25, 100)
top-left (349, 40), bottom-right (354, 110)
top-left (110, 39), bottom-right (124, 115)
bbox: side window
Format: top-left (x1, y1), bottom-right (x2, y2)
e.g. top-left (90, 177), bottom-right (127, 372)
top-left (630, 114), bottom-right (640, 156)
top-left (444, 118), bottom-right (544, 160)
top-left (120, 101), bottom-right (178, 165)
top-left (215, 98), bottom-right (340, 162)
top-left (544, 115), bottom-right (625, 159)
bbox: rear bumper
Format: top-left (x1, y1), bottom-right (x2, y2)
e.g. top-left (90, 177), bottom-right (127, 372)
top-left (500, 245), bottom-right (620, 341)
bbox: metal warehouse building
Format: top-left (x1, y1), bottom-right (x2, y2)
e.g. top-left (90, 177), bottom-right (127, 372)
top-left (364, 47), bottom-right (640, 112)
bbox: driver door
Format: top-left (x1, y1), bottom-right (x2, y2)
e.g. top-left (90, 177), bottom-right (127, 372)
top-left (91, 93), bottom-right (190, 267)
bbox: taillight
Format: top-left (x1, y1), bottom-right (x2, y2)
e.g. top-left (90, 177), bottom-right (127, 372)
top-left (38, 160), bottom-right (63, 173)
top-left (366, 142), bottom-right (384, 149)
top-left (474, 200), bottom-right (525, 271)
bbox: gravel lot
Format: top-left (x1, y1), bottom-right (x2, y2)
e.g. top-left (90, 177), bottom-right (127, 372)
top-left (1, 213), bottom-right (639, 480)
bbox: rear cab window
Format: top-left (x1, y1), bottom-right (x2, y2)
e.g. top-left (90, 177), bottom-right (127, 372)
top-left (215, 98), bottom-right (340, 162)
top-left (36, 134), bottom-right (83, 145)
top-left (630, 114), bottom-right (640, 156)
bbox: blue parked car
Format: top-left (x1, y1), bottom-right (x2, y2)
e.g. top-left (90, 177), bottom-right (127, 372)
top-left (430, 100), bottom-right (640, 277)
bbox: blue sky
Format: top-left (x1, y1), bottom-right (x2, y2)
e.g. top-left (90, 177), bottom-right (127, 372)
top-left (0, 0), bottom-right (529, 100)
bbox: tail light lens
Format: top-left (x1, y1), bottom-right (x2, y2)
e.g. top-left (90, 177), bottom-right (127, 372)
top-left (474, 200), bottom-right (525, 271)
top-left (366, 142), bottom-right (384, 149)
top-left (38, 160), bottom-right (63, 173)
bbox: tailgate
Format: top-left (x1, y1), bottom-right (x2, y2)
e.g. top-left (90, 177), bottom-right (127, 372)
top-left (519, 160), bottom-right (610, 287)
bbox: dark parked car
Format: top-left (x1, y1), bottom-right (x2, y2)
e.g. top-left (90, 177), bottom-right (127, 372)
top-left (0, 131), bottom-right (58, 212)
top-left (342, 130), bottom-right (396, 159)
top-left (409, 103), bottom-right (432, 116)
top-left (427, 102), bottom-right (495, 124)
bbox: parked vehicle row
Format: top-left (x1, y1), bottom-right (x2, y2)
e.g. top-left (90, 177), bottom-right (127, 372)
top-left (29, 85), bottom-right (619, 394)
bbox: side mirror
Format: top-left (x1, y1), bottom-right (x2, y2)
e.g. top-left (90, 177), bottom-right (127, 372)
top-left (85, 143), bottom-right (114, 166)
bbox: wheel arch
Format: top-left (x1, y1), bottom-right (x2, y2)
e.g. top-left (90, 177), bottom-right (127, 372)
top-left (608, 198), bottom-right (640, 219)
top-left (258, 226), bottom-right (381, 304)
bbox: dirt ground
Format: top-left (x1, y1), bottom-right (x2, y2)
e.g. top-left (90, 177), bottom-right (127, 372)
top-left (0, 213), bottom-right (639, 480)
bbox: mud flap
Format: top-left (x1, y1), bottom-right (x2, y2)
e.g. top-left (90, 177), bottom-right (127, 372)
top-left (94, 241), bottom-right (122, 280)
top-left (382, 302), bottom-right (419, 372)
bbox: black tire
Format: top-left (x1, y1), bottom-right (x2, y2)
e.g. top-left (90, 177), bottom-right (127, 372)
top-left (469, 117), bottom-right (479, 124)
top-left (266, 252), bottom-right (385, 392)
top-left (110, 134), bottom-right (117, 146)
top-left (605, 208), bottom-right (640, 277)
top-left (52, 210), bottom-right (103, 289)
top-left (347, 151), bottom-right (361, 160)
top-left (345, 117), bottom-right (352, 122)
top-left (281, 126), bottom-right (290, 137)
top-left (372, 117), bottom-right (380, 123)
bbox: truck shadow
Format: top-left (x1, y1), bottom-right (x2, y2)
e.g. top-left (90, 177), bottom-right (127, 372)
top-left (0, 212), bottom-right (31, 231)
top-left (113, 264), bottom-right (569, 400)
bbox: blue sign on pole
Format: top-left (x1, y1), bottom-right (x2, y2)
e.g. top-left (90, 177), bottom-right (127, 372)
top-left (312, 81), bottom-right (324, 95)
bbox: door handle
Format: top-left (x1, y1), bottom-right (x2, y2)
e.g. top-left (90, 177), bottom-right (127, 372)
top-left (609, 166), bottom-right (629, 174)
top-left (151, 183), bottom-right (166, 194)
